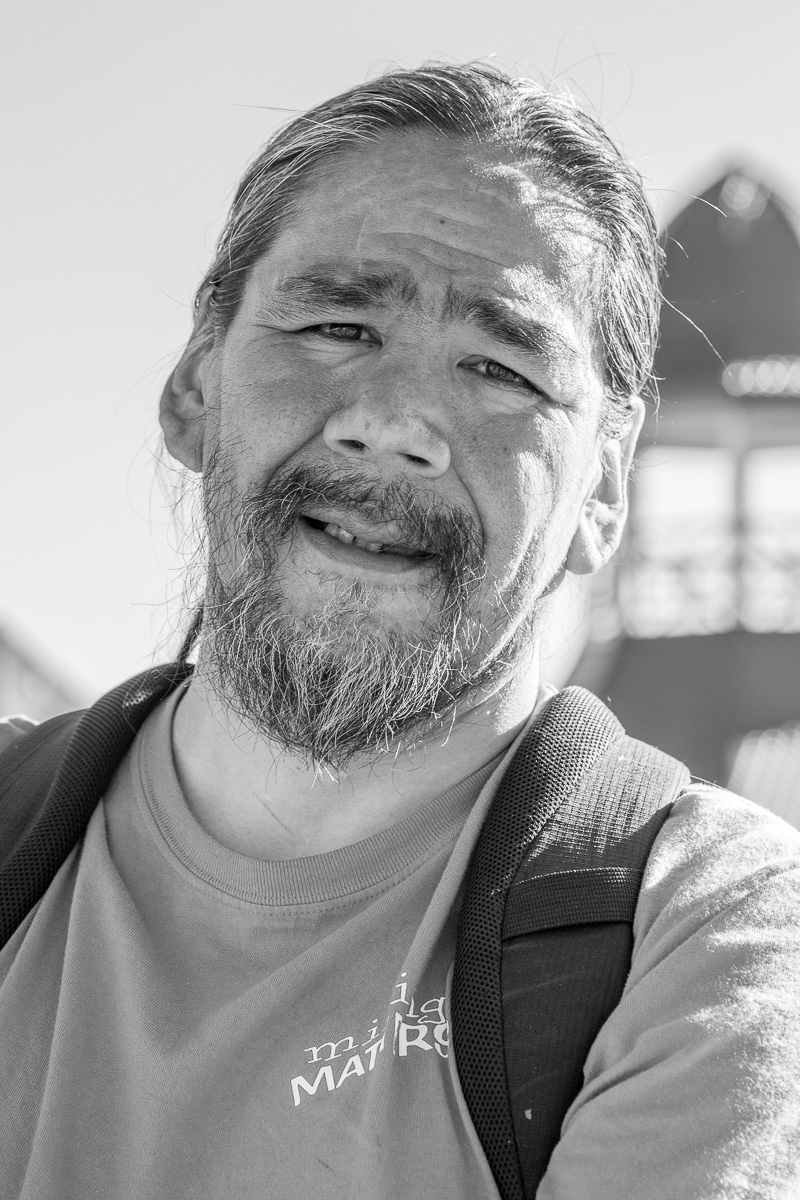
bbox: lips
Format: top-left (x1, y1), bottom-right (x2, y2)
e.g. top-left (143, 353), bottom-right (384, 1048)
top-left (300, 513), bottom-right (433, 559)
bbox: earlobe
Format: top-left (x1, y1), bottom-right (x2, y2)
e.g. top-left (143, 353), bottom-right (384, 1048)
top-left (564, 397), bottom-right (645, 576)
top-left (159, 290), bottom-right (215, 473)
top-left (160, 366), bottom-right (207, 472)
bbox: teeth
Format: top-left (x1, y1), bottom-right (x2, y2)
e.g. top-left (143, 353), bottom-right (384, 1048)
top-left (323, 522), bottom-right (383, 554)
top-left (317, 518), bottom-right (427, 558)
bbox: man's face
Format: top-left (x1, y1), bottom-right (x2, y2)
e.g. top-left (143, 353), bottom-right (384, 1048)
top-left (178, 134), bottom-right (620, 766)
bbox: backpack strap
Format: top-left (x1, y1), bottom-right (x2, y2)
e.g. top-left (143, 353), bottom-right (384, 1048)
top-left (0, 661), bottom-right (193, 949)
top-left (451, 686), bottom-right (690, 1200)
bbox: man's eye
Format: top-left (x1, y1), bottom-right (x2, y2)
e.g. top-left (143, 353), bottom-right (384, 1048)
top-left (311, 323), bottom-right (370, 341)
top-left (474, 359), bottom-right (536, 390)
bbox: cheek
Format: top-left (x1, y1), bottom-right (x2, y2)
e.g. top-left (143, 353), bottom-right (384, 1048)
top-left (217, 342), bottom-right (340, 479)
top-left (474, 453), bottom-right (545, 586)
top-left (478, 434), bottom-right (589, 589)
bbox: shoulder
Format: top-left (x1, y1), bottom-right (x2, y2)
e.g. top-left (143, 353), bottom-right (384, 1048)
top-left (630, 783), bottom-right (800, 1020)
top-left (548, 787), bottom-right (800, 1195)
top-left (0, 714), bottom-right (38, 755)
top-left (635, 783), bottom-right (800, 946)
top-left (642, 783), bottom-right (800, 910)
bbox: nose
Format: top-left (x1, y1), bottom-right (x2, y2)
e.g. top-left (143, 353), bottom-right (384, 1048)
top-left (322, 377), bottom-right (451, 478)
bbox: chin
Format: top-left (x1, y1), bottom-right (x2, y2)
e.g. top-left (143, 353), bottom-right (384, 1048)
top-left (198, 566), bottom-right (505, 770)
top-left (281, 571), bottom-right (441, 642)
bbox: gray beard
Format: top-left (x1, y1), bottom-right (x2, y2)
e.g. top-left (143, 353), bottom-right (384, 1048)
top-left (195, 459), bottom-right (533, 771)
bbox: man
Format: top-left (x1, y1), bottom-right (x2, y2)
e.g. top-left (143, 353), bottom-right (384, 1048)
top-left (1, 63), bottom-right (799, 1199)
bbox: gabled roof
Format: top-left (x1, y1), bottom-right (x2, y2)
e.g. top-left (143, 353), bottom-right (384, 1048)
top-left (654, 167), bottom-right (800, 397)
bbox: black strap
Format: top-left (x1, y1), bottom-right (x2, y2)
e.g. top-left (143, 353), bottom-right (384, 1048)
top-left (451, 686), bottom-right (690, 1200)
top-left (0, 712), bottom-right (84, 865)
top-left (0, 661), bottom-right (192, 948)
top-left (502, 866), bottom-right (643, 938)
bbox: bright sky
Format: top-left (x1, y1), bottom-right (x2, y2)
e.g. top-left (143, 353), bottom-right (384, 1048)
top-left (3, 0), bottom-right (800, 696)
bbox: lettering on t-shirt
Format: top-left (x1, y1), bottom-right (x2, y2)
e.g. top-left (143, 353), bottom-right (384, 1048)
top-left (290, 973), bottom-right (449, 1107)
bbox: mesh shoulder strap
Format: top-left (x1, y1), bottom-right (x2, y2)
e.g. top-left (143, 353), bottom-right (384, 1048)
top-left (451, 686), bottom-right (690, 1200)
top-left (0, 661), bottom-right (192, 948)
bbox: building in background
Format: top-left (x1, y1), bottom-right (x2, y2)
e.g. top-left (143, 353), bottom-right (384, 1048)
top-left (572, 166), bottom-right (800, 827)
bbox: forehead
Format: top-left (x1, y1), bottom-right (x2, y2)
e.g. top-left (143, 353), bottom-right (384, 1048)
top-left (247, 134), bottom-right (605, 345)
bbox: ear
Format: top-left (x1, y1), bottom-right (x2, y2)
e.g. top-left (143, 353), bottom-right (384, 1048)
top-left (564, 396), bottom-right (645, 576)
top-left (159, 289), bottom-right (215, 473)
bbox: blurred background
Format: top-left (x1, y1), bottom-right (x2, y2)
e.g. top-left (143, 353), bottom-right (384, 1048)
top-left (2, 0), bottom-right (799, 823)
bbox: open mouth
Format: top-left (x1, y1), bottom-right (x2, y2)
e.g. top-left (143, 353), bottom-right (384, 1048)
top-left (300, 516), bottom-right (435, 561)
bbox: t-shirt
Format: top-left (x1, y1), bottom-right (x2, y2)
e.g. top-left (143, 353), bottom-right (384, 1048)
top-left (1, 687), bottom-right (800, 1199)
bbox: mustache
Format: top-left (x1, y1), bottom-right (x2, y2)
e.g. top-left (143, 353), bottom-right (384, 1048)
top-left (245, 462), bottom-right (485, 578)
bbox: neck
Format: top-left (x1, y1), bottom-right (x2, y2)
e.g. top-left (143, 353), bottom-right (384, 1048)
top-left (170, 649), bottom-right (543, 859)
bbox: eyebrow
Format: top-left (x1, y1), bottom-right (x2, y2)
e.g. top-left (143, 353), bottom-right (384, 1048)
top-left (273, 266), bottom-right (419, 311)
top-left (444, 285), bottom-right (581, 370)
top-left (268, 265), bottom-right (580, 371)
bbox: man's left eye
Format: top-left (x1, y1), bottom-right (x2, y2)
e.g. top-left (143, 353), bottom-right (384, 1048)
top-left (310, 323), bottom-right (371, 341)
top-left (473, 359), bottom-right (536, 391)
